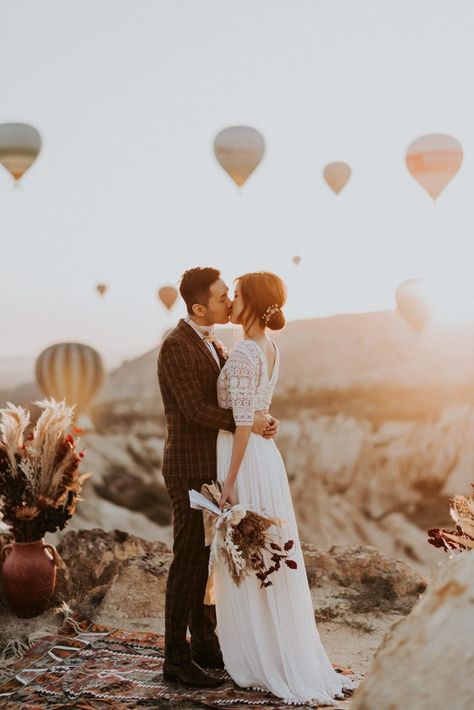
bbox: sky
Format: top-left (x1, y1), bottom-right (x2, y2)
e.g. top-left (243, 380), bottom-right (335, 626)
top-left (1, 0), bottom-right (474, 368)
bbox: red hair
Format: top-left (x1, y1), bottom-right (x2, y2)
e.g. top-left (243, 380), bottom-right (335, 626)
top-left (236, 271), bottom-right (287, 331)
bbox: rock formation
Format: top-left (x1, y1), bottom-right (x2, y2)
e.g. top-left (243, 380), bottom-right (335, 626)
top-left (351, 550), bottom-right (474, 710)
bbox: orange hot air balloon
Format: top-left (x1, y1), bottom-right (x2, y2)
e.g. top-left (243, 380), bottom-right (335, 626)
top-left (0, 123), bottom-right (41, 182)
top-left (292, 255), bottom-right (301, 265)
top-left (214, 126), bottom-right (265, 187)
top-left (158, 286), bottom-right (178, 310)
top-left (406, 134), bottom-right (463, 199)
top-left (35, 342), bottom-right (107, 416)
top-left (96, 283), bottom-right (107, 296)
top-left (323, 162), bottom-right (351, 194)
top-left (395, 279), bottom-right (433, 332)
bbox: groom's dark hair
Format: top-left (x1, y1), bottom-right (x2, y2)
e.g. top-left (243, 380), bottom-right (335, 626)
top-left (180, 267), bottom-right (221, 315)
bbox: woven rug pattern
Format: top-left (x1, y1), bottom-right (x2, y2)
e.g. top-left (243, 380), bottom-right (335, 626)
top-left (0, 614), bottom-right (360, 708)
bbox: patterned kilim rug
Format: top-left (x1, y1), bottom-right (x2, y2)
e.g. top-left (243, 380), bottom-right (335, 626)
top-left (0, 613), bottom-right (361, 709)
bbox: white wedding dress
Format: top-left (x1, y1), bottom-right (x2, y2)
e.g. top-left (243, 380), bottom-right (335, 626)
top-left (214, 339), bottom-right (355, 706)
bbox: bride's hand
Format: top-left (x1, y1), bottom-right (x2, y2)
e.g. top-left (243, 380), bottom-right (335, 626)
top-left (219, 480), bottom-right (237, 510)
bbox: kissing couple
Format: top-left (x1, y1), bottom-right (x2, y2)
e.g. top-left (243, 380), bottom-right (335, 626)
top-left (157, 267), bottom-right (355, 706)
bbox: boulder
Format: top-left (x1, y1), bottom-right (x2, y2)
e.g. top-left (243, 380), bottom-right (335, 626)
top-left (85, 554), bottom-right (169, 622)
top-left (56, 528), bottom-right (171, 596)
top-left (351, 550), bottom-right (474, 710)
top-left (303, 544), bottom-right (427, 629)
top-left (53, 529), bottom-right (173, 626)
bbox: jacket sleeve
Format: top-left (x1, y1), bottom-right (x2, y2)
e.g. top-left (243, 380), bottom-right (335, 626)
top-left (158, 339), bottom-right (236, 432)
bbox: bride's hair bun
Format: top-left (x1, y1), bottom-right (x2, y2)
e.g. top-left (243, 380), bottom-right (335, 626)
top-left (267, 308), bottom-right (286, 331)
top-left (235, 271), bottom-right (287, 332)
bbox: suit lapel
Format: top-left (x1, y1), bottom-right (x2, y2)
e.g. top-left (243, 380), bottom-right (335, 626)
top-left (177, 319), bottom-right (221, 375)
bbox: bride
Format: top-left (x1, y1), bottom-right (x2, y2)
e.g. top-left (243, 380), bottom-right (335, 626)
top-left (213, 271), bottom-right (355, 706)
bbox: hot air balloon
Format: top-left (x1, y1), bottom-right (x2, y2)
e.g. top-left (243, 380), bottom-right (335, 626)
top-left (214, 126), bottom-right (265, 187)
top-left (406, 134), bottom-right (463, 199)
top-left (395, 279), bottom-right (433, 332)
top-left (35, 343), bottom-right (106, 417)
top-left (158, 286), bottom-right (178, 310)
top-left (0, 123), bottom-right (41, 182)
top-left (292, 256), bottom-right (301, 265)
top-left (96, 283), bottom-right (107, 297)
top-left (323, 162), bottom-right (351, 194)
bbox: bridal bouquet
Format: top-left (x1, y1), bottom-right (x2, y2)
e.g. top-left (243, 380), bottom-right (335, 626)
top-left (0, 398), bottom-right (91, 542)
top-left (428, 482), bottom-right (474, 553)
top-left (189, 482), bottom-right (298, 589)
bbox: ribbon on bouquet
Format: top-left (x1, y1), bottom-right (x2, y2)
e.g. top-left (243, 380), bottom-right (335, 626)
top-left (189, 483), bottom-right (228, 604)
top-left (189, 482), bottom-right (243, 547)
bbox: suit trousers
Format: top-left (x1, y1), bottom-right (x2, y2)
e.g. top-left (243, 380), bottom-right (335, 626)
top-left (164, 476), bottom-right (220, 664)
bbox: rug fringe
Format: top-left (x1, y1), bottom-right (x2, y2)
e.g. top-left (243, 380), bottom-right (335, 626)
top-left (56, 601), bottom-right (84, 634)
top-left (0, 602), bottom-right (76, 674)
top-left (0, 630), bottom-right (52, 674)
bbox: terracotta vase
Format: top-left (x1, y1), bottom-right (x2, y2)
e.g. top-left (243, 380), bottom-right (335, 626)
top-left (1, 539), bottom-right (60, 618)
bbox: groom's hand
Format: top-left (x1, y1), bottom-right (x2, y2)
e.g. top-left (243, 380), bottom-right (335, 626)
top-left (252, 411), bottom-right (271, 437)
top-left (263, 416), bottom-right (280, 439)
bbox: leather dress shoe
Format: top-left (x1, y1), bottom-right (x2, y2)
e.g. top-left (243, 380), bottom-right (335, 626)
top-left (192, 649), bottom-right (225, 669)
top-left (163, 659), bottom-right (224, 687)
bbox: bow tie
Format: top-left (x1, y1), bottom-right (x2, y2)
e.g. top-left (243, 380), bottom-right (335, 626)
top-left (202, 330), bottom-right (216, 344)
top-left (190, 321), bottom-right (216, 342)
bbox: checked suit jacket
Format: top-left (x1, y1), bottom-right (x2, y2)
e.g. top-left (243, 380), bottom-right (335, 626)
top-left (157, 318), bottom-right (236, 485)
top-left (157, 319), bottom-right (236, 663)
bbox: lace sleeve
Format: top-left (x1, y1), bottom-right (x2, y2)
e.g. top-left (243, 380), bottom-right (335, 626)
top-left (226, 344), bottom-right (258, 426)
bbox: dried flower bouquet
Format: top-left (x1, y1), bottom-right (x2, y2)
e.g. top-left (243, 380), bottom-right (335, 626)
top-left (189, 482), bottom-right (297, 589)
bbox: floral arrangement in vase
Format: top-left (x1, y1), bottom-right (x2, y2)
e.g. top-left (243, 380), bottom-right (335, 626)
top-left (428, 482), bottom-right (474, 553)
top-left (0, 398), bottom-right (91, 617)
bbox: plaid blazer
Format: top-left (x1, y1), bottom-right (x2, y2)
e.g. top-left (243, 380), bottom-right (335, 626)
top-left (157, 319), bottom-right (236, 484)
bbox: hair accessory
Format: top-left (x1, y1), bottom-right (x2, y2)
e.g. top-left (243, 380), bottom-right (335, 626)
top-left (261, 303), bottom-right (280, 324)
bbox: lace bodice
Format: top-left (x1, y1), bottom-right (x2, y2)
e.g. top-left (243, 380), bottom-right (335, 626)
top-left (217, 339), bottom-right (280, 425)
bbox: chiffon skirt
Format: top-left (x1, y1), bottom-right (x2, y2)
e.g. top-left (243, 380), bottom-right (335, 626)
top-left (213, 430), bottom-right (355, 706)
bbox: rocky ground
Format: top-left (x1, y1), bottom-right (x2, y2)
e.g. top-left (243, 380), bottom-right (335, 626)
top-left (1, 530), bottom-right (472, 709)
top-left (0, 529), bottom-right (429, 707)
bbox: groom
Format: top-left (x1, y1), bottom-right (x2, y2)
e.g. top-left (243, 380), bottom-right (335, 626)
top-left (157, 267), bottom-right (279, 688)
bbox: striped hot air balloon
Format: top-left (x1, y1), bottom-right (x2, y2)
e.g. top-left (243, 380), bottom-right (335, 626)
top-left (35, 343), bottom-right (106, 417)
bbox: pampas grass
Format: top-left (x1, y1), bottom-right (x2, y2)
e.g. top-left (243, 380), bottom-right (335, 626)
top-left (0, 403), bottom-right (30, 475)
top-left (0, 398), bottom-right (91, 542)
